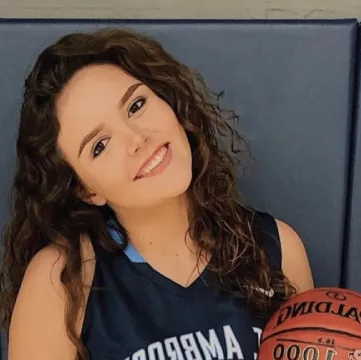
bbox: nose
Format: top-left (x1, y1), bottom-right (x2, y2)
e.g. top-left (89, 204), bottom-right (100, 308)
top-left (126, 124), bottom-right (148, 156)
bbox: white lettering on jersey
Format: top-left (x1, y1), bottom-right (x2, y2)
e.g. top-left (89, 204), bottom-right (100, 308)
top-left (127, 325), bottom-right (263, 360)
top-left (253, 327), bottom-right (263, 360)
top-left (224, 325), bottom-right (244, 359)
top-left (180, 333), bottom-right (203, 360)
top-left (196, 328), bottom-right (225, 359)
top-left (132, 349), bottom-right (147, 360)
top-left (148, 341), bottom-right (166, 360)
top-left (164, 337), bottom-right (185, 360)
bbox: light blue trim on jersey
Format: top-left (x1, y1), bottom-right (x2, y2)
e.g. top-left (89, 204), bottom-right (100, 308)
top-left (123, 243), bottom-right (145, 263)
top-left (107, 223), bottom-right (146, 263)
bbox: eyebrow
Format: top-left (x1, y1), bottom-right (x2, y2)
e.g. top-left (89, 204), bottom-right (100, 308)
top-left (120, 82), bottom-right (143, 107)
top-left (78, 122), bottom-right (105, 158)
top-left (77, 82), bottom-right (143, 158)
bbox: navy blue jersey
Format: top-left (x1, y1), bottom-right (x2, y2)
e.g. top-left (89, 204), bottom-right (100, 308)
top-left (81, 211), bottom-right (282, 360)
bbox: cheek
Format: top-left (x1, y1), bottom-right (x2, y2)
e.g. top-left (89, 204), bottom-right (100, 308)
top-left (80, 155), bottom-right (130, 195)
top-left (163, 115), bottom-right (189, 147)
top-left (175, 123), bottom-right (191, 154)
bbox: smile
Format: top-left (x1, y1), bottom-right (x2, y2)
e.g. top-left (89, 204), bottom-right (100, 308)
top-left (134, 143), bottom-right (171, 180)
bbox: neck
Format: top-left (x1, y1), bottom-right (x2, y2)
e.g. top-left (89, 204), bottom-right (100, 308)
top-left (114, 194), bottom-right (195, 257)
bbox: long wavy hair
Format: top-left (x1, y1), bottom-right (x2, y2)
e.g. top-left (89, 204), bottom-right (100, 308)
top-left (0, 28), bottom-right (296, 359)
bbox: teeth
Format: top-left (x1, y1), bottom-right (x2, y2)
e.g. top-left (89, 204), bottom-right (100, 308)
top-left (142, 146), bottom-right (168, 175)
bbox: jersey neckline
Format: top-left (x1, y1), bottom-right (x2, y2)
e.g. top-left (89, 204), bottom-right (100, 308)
top-left (119, 249), bottom-right (212, 297)
top-left (107, 220), bottom-right (212, 297)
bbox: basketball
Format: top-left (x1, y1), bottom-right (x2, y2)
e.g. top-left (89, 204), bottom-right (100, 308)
top-left (258, 287), bottom-right (361, 360)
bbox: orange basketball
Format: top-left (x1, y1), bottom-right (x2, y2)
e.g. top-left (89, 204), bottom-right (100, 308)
top-left (258, 287), bottom-right (361, 360)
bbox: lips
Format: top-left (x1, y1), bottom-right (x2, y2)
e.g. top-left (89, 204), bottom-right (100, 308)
top-left (134, 142), bottom-right (170, 180)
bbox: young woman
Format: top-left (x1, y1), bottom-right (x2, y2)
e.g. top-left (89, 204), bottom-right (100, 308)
top-left (0, 28), bottom-right (313, 360)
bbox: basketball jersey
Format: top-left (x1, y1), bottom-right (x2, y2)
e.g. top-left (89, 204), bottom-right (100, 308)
top-left (81, 211), bottom-right (283, 360)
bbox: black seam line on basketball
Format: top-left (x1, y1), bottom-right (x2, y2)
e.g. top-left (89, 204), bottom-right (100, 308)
top-left (261, 327), bottom-right (361, 344)
top-left (305, 288), bottom-right (361, 301)
top-left (294, 289), bottom-right (361, 303)
top-left (277, 338), bottom-right (355, 352)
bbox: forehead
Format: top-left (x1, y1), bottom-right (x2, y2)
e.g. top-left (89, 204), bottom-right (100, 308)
top-left (57, 64), bottom-right (136, 120)
top-left (56, 64), bottom-right (138, 156)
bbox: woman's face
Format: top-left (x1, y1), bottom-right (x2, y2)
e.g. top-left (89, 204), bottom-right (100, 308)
top-left (57, 64), bottom-right (193, 211)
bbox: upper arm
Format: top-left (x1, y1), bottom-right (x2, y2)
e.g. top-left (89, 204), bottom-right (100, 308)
top-left (8, 246), bottom-right (76, 360)
top-left (275, 219), bottom-right (314, 294)
top-left (8, 238), bottom-right (95, 360)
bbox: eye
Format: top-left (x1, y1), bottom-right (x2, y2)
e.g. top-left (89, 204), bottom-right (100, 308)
top-left (92, 138), bottom-right (109, 158)
top-left (128, 97), bottom-right (147, 117)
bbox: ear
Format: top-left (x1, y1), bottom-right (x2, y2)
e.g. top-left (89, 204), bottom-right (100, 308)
top-left (84, 192), bottom-right (107, 207)
top-left (76, 185), bottom-right (107, 206)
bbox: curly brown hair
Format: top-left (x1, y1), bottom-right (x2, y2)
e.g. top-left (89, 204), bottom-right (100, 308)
top-left (0, 28), bottom-right (296, 359)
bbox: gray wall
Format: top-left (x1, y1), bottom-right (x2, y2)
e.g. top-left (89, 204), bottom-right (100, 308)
top-left (0, 0), bottom-right (361, 19)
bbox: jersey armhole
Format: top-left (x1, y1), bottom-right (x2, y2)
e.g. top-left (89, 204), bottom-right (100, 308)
top-left (251, 210), bottom-right (282, 271)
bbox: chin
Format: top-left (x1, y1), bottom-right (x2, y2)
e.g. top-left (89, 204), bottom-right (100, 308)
top-left (142, 171), bottom-right (192, 207)
top-left (162, 171), bottom-right (192, 197)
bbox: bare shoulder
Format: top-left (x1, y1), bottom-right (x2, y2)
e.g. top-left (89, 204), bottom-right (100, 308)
top-left (8, 235), bottom-right (95, 360)
top-left (275, 219), bottom-right (314, 294)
